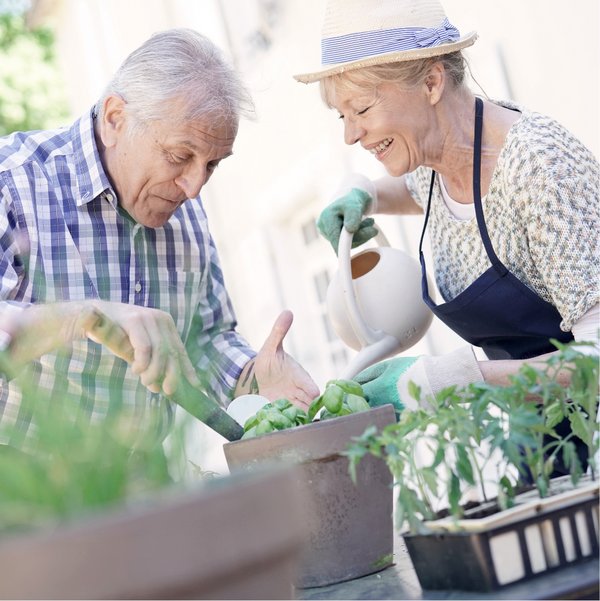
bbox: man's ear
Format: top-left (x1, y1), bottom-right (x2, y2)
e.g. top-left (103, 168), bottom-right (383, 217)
top-left (424, 62), bottom-right (445, 106)
top-left (99, 94), bottom-right (127, 147)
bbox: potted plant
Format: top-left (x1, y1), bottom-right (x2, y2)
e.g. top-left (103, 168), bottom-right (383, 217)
top-left (0, 387), bottom-right (307, 600)
top-left (223, 380), bottom-right (397, 589)
top-left (345, 340), bottom-right (599, 591)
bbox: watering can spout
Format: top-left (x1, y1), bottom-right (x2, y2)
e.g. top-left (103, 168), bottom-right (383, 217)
top-left (338, 334), bottom-right (401, 381)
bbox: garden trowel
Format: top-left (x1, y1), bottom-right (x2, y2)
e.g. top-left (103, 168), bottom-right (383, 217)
top-left (87, 308), bottom-right (244, 441)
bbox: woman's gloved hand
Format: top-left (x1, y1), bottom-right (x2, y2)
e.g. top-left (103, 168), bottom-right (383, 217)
top-left (354, 356), bottom-right (419, 412)
top-left (316, 173), bottom-right (379, 254)
top-left (354, 346), bottom-right (484, 414)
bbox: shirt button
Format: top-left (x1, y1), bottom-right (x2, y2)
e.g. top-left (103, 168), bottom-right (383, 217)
top-left (105, 193), bottom-right (114, 202)
top-left (134, 282), bottom-right (142, 293)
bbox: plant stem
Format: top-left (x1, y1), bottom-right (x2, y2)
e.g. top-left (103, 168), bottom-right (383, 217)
top-left (467, 445), bottom-right (488, 503)
top-left (409, 442), bottom-right (434, 516)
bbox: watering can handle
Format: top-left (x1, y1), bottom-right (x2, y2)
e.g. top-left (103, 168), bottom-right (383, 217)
top-left (338, 227), bottom-right (389, 347)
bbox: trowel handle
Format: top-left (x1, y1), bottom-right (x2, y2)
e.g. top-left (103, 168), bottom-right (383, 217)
top-left (338, 228), bottom-right (384, 347)
top-left (88, 311), bottom-right (243, 441)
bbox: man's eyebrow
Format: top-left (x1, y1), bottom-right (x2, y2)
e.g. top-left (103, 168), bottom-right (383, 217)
top-left (177, 140), bottom-right (235, 158)
top-left (176, 140), bottom-right (202, 152)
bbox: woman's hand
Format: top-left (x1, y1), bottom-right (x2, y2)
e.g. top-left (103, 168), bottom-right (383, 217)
top-left (317, 173), bottom-right (380, 254)
top-left (355, 346), bottom-right (484, 412)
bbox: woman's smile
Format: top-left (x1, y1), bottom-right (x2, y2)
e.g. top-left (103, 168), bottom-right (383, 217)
top-left (368, 137), bottom-right (394, 159)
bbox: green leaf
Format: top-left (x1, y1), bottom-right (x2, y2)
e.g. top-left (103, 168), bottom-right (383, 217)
top-left (273, 398), bottom-right (292, 411)
top-left (544, 401), bottom-right (565, 429)
top-left (497, 476), bottom-right (515, 510)
top-left (448, 471), bottom-right (461, 517)
top-left (242, 414), bottom-right (259, 430)
top-left (323, 384), bottom-right (344, 414)
top-left (407, 380), bottom-right (421, 403)
top-left (344, 443), bottom-right (370, 484)
top-left (420, 467), bottom-right (439, 497)
top-left (345, 393), bottom-right (370, 413)
top-left (455, 445), bottom-right (475, 485)
top-left (430, 444), bottom-right (445, 469)
top-left (568, 410), bottom-right (592, 446)
top-left (308, 394), bottom-right (324, 421)
top-left (536, 474), bottom-right (549, 498)
top-left (334, 379), bottom-right (364, 396)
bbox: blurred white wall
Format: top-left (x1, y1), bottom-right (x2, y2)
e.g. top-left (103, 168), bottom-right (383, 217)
top-left (26, 0), bottom-right (599, 472)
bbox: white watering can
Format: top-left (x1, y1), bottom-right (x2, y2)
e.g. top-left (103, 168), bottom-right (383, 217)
top-left (326, 227), bottom-right (434, 380)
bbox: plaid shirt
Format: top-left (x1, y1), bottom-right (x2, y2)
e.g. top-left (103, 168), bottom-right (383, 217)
top-left (0, 110), bottom-right (255, 439)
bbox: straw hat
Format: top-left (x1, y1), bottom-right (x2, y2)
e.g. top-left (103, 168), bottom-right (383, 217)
top-left (294, 0), bottom-right (477, 84)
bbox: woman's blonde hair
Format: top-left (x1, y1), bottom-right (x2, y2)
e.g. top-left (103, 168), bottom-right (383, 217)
top-left (320, 51), bottom-right (467, 107)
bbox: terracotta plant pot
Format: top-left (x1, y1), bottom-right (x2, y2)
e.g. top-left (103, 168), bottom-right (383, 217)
top-left (0, 468), bottom-right (306, 600)
top-left (404, 476), bottom-right (599, 591)
top-left (224, 404), bottom-right (396, 588)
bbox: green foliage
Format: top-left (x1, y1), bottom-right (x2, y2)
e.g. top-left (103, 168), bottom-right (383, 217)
top-left (0, 375), bottom-right (199, 535)
top-left (308, 378), bottom-right (370, 421)
top-left (241, 379), bottom-right (371, 439)
top-left (241, 397), bottom-right (309, 439)
top-left (0, 7), bottom-right (69, 135)
top-left (344, 341), bottom-right (599, 534)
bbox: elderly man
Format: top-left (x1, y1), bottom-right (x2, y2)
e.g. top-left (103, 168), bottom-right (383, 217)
top-left (0, 28), bottom-right (318, 441)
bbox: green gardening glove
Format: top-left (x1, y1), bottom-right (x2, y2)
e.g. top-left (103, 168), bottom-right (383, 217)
top-left (316, 188), bottom-right (378, 254)
top-left (354, 357), bottom-right (420, 413)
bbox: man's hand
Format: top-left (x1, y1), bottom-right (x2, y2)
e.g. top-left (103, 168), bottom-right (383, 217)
top-left (236, 310), bottom-right (320, 410)
top-left (1, 300), bottom-right (200, 395)
top-left (0, 302), bottom-right (112, 369)
top-left (87, 300), bottom-right (201, 395)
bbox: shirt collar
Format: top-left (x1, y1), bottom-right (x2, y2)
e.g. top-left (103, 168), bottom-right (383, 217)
top-left (70, 108), bottom-right (114, 206)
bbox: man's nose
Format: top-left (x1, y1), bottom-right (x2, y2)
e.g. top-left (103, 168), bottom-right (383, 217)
top-left (175, 167), bottom-right (207, 199)
top-left (344, 118), bottom-right (364, 145)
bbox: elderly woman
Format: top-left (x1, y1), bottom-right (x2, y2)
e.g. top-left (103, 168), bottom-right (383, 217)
top-left (295, 0), bottom-right (599, 471)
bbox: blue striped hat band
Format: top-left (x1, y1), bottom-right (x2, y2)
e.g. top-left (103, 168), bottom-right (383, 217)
top-left (321, 17), bottom-right (459, 65)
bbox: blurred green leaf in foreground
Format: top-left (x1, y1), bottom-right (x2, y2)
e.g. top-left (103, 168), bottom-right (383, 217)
top-left (0, 364), bottom-right (202, 535)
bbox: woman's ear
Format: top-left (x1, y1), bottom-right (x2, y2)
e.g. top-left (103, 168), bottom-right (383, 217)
top-left (424, 62), bottom-right (445, 105)
top-left (99, 95), bottom-right (127, 148)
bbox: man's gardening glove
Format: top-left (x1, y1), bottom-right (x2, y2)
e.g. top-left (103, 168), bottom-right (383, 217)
top-left (354, 346), bottom-right (484, 414)
top-left (316, 173), bottom-right (379, 254)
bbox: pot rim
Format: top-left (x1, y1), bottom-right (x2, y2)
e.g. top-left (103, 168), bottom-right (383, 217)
top-left (224, 404), bottom-right (396, 465)
top-left (418, 477), bottom-right (599, 534)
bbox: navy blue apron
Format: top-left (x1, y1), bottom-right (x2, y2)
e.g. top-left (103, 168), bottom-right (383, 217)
top-left (417, 96), bottom-right (586, 476)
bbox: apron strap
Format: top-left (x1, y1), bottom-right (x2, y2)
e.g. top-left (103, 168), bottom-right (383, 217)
top-left (473, 97), bottom-right (507, 275)
top-left (418, 171), bottom-right (436, 299)
top-left (418, 97), bottom-right (507, 278)
top-left (418, 171), bottom-right (435, 257)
